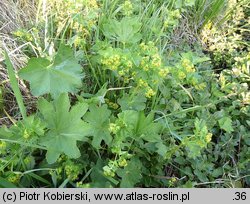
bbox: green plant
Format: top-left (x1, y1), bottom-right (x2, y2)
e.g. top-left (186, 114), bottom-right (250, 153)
top-left (0, 0), bottom-right (249, 188)
top-left (188, 0), bottom-right (227, 30)
top-left (19, 44), bottom-right (83, 98)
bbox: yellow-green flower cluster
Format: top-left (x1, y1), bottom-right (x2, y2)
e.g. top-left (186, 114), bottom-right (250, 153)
top-left (151, 54), bottom-right (162, 68)
top-left (76, 182), bottom-right (91, 188)
top-left (48, 0), bottom-right (99, 43)
top-left (194, 82), bottom-right (207, 90)
top-left (171, 9), bottom-right (181, 19)
top-left (49, 167), bottom-right (63, 180)
top-left (205, 133), bottom-right (213, 143)
top-left (241, 91), bottom-right (250, 105)
top-left (140, 56), bottom-right (150, 71)
top-left (138, 43), bottom-right (164, 73)
top-left (72, 36), bottom-right (86, 47)
top-left (23, 129), bottom-right (30, 139)
top-left (168, 177), bottom-right (177, 187)
top-left (103, 161), bottom-right (117, 177)
top-left (53, 0), bottom-right (98, 17)
top-left (137, 42), bottom-right (169, 98)
top-left (118, 158), bottom-right (128, 167)
top-left (0, 141), bottom-right (6, 155)
top-left (159, 68), bottom-right (170, 77)
top-left (109, 123), bottom-right (121, 134)
top-left (138, 79), bottom-right (148, 87)
top-left (7, 173), bottom-right (20, 184)
top-left (181, 58), bottom-right (195, 73)
top-left (64, 161), bottom-right (82, 181)
top-left (24, 156), bottom-right (31, 165)
top-left (103, 155), bottom-right (130, 177)
top-left (177, 71), bottom-right (186, 80)
top-left (163, 9), bottom-right (181, 29)
top-left (13, 29), bottom-right (33, 42)
top-left (139, 42), bottom-right (158, 53)
top-left (138, 79), bottom-right (156, 98)
top-left (99, 42), bottom-right (167, 99)
top-left (122, 0), bottom-right (133, 16)
top-left (109, 102), bottom-right (119, 109)
top-left (188, 74), bottom-right (207, 90)
top-left (0, 141), bottom-right (6, 149)
top-left (105, 99), bottom-right (119, 109)
top-left (173, 56), bottom-right (207, 90)
top-left (139, 42), bottom-right (148, 51)
top-left (101, 54), bottom-right (121, 71)
top-left (145, 88), bottom-right (156, 98)
top-left (101, 52), bottom-right (133, 78)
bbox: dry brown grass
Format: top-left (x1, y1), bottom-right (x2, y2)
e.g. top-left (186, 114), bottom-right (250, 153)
top-left (0, 0), bottom-right (37, 126)
top-left (170, 15), bottom-right (200, 50)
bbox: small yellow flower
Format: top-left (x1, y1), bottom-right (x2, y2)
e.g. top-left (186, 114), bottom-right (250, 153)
top-left (126, 60), bottom-right (133, 69)
top-left (151, 54), bottom-right (162, 68)
top-left (102, 54), bottom-right (121, 71)
top-left (8, 174), bottom-right (20, 184)
top-left (186, 65), bottom-right (195, 73)
top-left (140, 42), bottom-right (148, 51)
top-left (177, 71), bottom-right (186, 80)
top-left (74, 36), bottom-right (81, 46)
top-left (118, 70), bottom-right (125, 76)
top-left (124, 77), bottom-right (130, 83)
top-left (197, 140), bottom-right (205, 147)
top-left (205, 133), bottom-right (212, 143)
top-left (113, 54), bottom-right (120, 61)
top-left (182, 58), bottom-right (195, 72)
top-left (219, 74), bottom-right (226, 88)
top-left (108, 102), bottom-right (119, 109)
top-left (190, 77), bottom-right (198, 86)
top-left (194, 82), bottom-right (206, 90)
top-left (123, 0), bottom-right (133, 16)
top-left (140, 56), bottom-right (149, 66)
top-left (0, 141), bottom-right (6, 149)
top-left (56, 167), bottom-right (63, 175)
top-left (109, 123), bottom-right (120, 134)
top-left (145, 88), bottom-right (156, 98)
top-left (164, 20), bottom-right (169, 28)
top-left (152, 61), bottom-right (161, 68)
top-left (24, 157), bottom-right (31, 164)
top-left (159, 68), bottom-right (169, 77)
top-left (23, 129), bottom-right (30, 139)
top-left (181, 58), bottom-right (190, 66)
top-left (76, 182), bottom-right (91, 188)
top-left (148, 41), bottom-right (155, 47)
top-left (171, 177), bottom-right (177, 182)
top-left (76, 181), bottom-right (83, 187)
top-left (65, 164), bottom-right (82, 181)
top-left (171, 9), bottom-right (181, 19)
top-left (118, 159), bottom-right (128, 167)
top-left (143, 64), bottom-right (149, 71)
top-left (103, 166), bottom-right (115, 177)
top-left (138, 79), bottom-right (148, 87)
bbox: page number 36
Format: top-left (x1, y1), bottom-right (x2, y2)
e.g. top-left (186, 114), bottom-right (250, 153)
top-left (233, 192), bottom-right (247, 201)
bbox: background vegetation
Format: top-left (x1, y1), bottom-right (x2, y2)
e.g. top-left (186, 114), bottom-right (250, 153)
top-left (0, 0), bottom-right (249, 188)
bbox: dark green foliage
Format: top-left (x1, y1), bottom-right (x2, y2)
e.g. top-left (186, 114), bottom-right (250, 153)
top-left (0, 0), bottom-right (249, 188)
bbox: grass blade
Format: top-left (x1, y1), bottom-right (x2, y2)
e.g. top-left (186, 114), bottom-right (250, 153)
top-left (0, 87), bottom-right (3, 113)
top-left (4, 51), bottom-right (27, 119)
